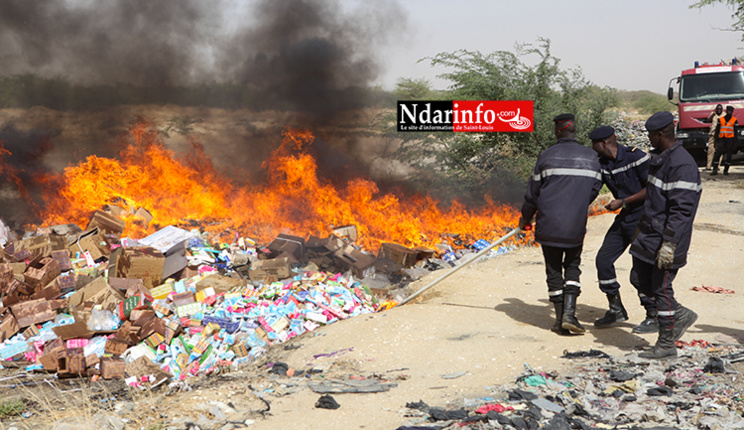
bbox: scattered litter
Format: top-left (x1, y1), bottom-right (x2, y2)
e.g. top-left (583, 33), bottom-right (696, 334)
top-left (440, 371), bottom-right (466, 379)
top-left (314, 394), bottom-right (340, 410)
top-left (561, 349), bottom-right (610, 359)
top-left (692, 284), bottom-right (735, 294)
top-left (398, 340), bottom-right (744, 429)
top-left (308, 378), bottom-right (397, 393)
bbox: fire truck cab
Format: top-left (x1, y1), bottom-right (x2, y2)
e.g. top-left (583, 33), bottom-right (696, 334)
top-left (667, 60), bottom-right (744, 163)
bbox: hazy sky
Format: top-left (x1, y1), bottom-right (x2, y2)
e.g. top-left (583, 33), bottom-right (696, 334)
top-left (374, 0), bottom-right (742, 93)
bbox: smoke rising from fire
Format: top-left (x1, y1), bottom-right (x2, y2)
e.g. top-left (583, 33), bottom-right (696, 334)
top-left (0, 0), bottom-right (405, 113)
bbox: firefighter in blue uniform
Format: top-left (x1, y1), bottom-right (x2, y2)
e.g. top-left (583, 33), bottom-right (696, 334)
top-left (631, 111), bottom-right (701, 359)
top-left (589, 125), bottom-right (658, 334)
top-left (519, 113), bottom-right (602, 336)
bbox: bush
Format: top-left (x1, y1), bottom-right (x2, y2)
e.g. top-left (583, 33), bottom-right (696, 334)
top-left (382, 38), bottom-right (617, 204)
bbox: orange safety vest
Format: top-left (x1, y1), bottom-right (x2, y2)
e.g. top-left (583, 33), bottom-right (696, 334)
top-left (719, 116), bottom-right (736, 138)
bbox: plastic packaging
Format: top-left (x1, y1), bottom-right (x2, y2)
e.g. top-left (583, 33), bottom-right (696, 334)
top-left (86, 308), bottom-right (121, 331)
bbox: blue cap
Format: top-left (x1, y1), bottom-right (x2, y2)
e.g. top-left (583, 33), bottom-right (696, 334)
top-left (553, 113), bottom-right (574, 123)
top-left (644, 111), bottom-right (674, 131)
top-left (588, 126), bottom-right (615, 141)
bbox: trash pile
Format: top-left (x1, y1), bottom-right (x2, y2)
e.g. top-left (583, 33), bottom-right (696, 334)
top-left (612, 113), bottom-right (652, 151)
top-left (0, 208), bottom-right (515, 385)
top-left (395, 343), bottom-right (744, 429)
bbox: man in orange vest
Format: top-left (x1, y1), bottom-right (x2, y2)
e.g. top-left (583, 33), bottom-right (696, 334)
top-left (712, 105), bottom-right (738, 175)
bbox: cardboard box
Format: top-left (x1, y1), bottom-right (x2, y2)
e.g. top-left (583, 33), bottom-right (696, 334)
top-left (51, 250), bottom-right (73, 272)
top-left (378, 243), bottom-right (419, 268)
top-left (68, 228), bottom-right (111, 261)
top-left (0, 264), bottom-right (13, 287)
top-left (195, 274), bottom-right (243, 294)
top-left (10, 299), bottom-right (55, 327)
top-left (49, 223), bottom-right (84, 241)
top-left (249, 256), bottom-right (291, 281)
top-left (52, 321), bottom-right (94, 340)
top-left (15, 234), bottom-right (67, 258)
top-left (108, 246), bottom-right (165, 289)
top-left (104, 338), bottom-right (129, 356)
top-left (100, 356), bottom-right (126, 379)
top-left (137, 226), bottom-right (193, 279)
top-left (31, 276), bottom-right (63, 301)
top-left (24, 259), bottom-right (61, 289)
top-left (68, 277), bottom-right (125, 313)
top-left (5, 278), bottom-right (34, 296)
top-left (44, 338), bottom-right (66, 356)
top-left (57, 347), bottom-right (85, 377)
top-left (39, 352), bottom-right (58, 371)
top-left (0, 312), bottom-right (20, 342)
top-left (134, 207), bottom-right (153, 227)
top-left (138, 317), bottom-right (166, 340)
top-left (85, 210), bottom-right (126, 238)
top-left (333, 225), bottom-right (358, 242)
top-left (267, 234), bottom-right (305, 260)
top-left (335, 244), bottom-right (376, 278)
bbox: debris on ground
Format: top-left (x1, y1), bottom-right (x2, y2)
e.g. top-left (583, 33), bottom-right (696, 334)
top-left (397, 342), bottom-right (744, 429)
top-left (0, 207), bottom-right (516, 388)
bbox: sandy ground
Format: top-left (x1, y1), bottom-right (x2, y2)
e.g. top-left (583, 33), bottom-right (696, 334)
top-left (1, 105), bottom-right (742, 428)
top-left (220, 166), bottom-right (744, 430)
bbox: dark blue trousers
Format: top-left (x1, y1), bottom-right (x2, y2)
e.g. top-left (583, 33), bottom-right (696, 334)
top-left (630, 257), bottom-right (679, 329)
top-left (596, 216), bottom-right (655, 310)
top-left (542, 244), bottom-right (582, 303)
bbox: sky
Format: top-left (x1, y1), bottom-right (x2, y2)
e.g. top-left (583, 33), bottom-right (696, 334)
top-left (0, 0), bottom-right (740, 97)
top-left (373, 0), bottom-right (743, 93)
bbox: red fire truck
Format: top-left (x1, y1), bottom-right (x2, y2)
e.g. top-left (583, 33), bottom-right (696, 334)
top-left (667, 61), bottom-right (744, 162)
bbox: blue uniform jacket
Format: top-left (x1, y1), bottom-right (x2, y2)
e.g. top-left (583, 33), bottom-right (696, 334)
top-left (629, 141), bottom-right (702, 268)
top-left (521, 138), bottom-right (602, 248)
top-left (599, 144), bottom-right (649, 223)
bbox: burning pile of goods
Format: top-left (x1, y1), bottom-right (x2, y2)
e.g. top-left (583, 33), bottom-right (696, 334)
top-left (0, 123), bottom-right (522, 385)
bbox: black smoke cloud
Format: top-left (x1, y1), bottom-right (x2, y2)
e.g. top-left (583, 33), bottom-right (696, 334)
top-left (0, 0), bottom-right (406, 113)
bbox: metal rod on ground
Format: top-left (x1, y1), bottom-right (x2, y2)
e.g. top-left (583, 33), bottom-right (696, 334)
top-left (397, 228), bottom-right (522, 306)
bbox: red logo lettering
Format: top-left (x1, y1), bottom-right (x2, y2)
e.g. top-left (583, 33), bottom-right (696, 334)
top-left (452, 100), bottom-right (534, 132)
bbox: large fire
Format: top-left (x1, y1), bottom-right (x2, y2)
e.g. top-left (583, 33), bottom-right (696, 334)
top-left (4, 120), bottom-right (522, 251)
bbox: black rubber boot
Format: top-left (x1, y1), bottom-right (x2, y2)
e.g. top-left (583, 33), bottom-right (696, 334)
top-left (561, 292), bottom-right (585, 334)
top-left (632, 308), bottom-right (659, 334)
top-left (639, 327), bottom-right (676, 359)
top-left (551, 302), bottom-right (571, 336)
top-left (724, 165), bottom-right (730, 175)
top-left (593, 292), bottom-right (629, 328)
top-left (671, 305), bottom-right (698, 342)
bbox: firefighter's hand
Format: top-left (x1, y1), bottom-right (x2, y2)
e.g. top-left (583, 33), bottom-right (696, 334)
top-left (518, 217), bottom-right (532, 231)
top-left (605, 199), bottom-right (623, 211)
top-left (656, 241), bottom-right (676, 270)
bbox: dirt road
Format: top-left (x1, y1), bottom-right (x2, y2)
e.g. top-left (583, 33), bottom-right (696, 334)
top-left (234, 166), bottom-right (744, 430)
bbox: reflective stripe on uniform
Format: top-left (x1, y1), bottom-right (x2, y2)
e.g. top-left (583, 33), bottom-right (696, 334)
top-left (533, 168), bottom-right (602, 182)
top-left (658, 310), bottom-right (676, 317)
top-left (600, 154), bottom-right (650, 176)
top-left (647, 175), bottom-right (702, 192)
top-left (548, 290), bottom-right (564, 297)
top-left (719, 116), bottom-right (736, 138)
top-left (599, 278), bottom-right (617, 285)
top-left (565, 281), bottom-right (581, 288)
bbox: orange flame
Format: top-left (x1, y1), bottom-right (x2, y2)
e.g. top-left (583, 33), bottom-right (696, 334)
top-left (22, 121), bottom-right (522, 251)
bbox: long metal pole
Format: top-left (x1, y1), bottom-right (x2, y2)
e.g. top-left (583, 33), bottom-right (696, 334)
top-left (396, 228), bottom-right (522, 306)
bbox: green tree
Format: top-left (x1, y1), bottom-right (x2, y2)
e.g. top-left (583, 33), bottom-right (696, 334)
top-left (691, 1), bottom-right (744, 40)
top-left (383, 38), bottom-right (617, 203)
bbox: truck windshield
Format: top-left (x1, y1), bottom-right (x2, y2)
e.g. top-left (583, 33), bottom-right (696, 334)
top-left (680, 71), bottom-right (744, 102)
